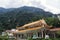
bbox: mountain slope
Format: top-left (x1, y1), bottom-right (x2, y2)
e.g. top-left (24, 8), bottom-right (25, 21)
top-left (0, 7), bottom-right (15, 14)
top-left (0, 6), bottom-right (54, 31)
top-left (3, 6), bottom-right (53, 17)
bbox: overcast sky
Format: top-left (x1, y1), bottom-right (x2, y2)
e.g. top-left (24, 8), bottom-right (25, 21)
top-left (0, 0), bottom-right (60, 14)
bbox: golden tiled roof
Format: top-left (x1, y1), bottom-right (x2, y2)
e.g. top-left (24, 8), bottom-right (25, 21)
top-left (50, 28), bottom-right (60, 31)
top-left (9, 19), bottom-right (51, 34)
top-left (14, 26), bottom-right (42, 34)
top-left (17, 19), bottom-right (47, 29)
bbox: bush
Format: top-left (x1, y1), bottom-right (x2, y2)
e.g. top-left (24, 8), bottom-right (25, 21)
top-left (0, 35), bottom-right (8, 40)
top-left (27, 37), bottom-right (33, 40)
top-left (27, 38), bottom-right (60, 40)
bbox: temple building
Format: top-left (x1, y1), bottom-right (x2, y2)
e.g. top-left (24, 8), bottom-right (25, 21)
top-left (6, 19), bottom-right (60, 40)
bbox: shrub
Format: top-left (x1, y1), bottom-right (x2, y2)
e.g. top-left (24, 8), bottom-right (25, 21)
top-left (27, 38), bottom-right (60, 40)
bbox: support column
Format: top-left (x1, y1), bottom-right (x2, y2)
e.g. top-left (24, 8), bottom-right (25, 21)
top-left (16, 34), bottom-right (19, 40)
top-left (24, 33), bottom-right (27, 39)
top-left (42, 31), bottom-right (44, 38)
top-left (53, 32), bottom-right (56, 38)
top-left (36, 32), bottom-right (38, 37)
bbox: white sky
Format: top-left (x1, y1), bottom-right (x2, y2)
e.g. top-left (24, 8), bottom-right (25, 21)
top-left (0, 0), bottom-right (60, 14)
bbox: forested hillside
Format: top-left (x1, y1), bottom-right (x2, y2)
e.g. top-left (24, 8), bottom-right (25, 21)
top-left (0, 6), bottom-right (60, 32)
